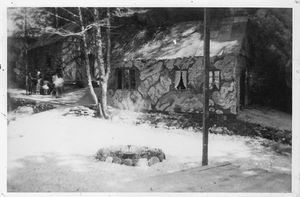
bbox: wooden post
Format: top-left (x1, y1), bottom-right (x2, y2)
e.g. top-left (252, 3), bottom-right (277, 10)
top-left (202, 8), bottom-right (210, 166)
top-left (24, 8), bottom-right (28, 74)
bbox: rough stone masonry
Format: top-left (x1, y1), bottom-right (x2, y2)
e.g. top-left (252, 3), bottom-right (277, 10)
top-left (107, 54), bottom-right (240, 115)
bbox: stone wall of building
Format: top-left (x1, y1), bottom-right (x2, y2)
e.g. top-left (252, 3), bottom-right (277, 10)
top-left (28, 37), bottom-right (87, 83)
top-left (28, 42), bottom-right (62, 81)
top-left (108, 55), bottom-right (242, 114)
top-left (61, 38), bottom-right (85, 82)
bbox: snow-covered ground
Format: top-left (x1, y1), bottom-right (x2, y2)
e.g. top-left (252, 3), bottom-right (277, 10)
top-left (6, 88), bottom-right (291, 191)
top-left (7, 106), bottom-right (291, 192)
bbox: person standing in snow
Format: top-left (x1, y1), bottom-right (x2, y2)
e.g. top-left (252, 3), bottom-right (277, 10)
top-left (25, 72), bottom-right (33, 95)
top-left (36, 71), bottom-right (42, 95)
top-left (42, 80), bottom-right (50, 95)
top-left (52, 73), bottom-right (64, 98)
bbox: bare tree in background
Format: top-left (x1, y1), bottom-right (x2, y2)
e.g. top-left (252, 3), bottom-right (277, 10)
top-left (78, 8), bottom-right (99, 108)
top-left (9, 7), bottom-right (148, 118)
top-left (92, 8), bottom-right (111, 118)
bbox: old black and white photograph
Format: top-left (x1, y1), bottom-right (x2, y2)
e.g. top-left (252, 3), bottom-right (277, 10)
top-left (1, 0), bottom-right (300, 195)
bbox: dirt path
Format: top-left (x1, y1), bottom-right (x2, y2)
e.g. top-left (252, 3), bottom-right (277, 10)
top-left (237, 108), bottom-right (292, 131)
top-left (8, 88), bottom-right (87, 107)
top-left (8, 88), bottom-right (292, 132)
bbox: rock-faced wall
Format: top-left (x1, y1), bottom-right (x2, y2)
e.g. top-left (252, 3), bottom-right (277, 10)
top-left (28, 37), bottom-right (87, 83)
top-left (27, 42), bottom-right (63, 83)
top-left (108, 54), bottom-right (241, 114)
top-left (61, 38), bottom-right (86, 82)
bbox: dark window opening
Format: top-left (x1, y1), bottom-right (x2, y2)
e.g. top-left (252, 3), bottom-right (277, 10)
top-left (117, 69), bottom-right (123, 89)
top-left (116, 68), bottom-right (137, 90)
top-left (175, 70), bottom-right (188, 90)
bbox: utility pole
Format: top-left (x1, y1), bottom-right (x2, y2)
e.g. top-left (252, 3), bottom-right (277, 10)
top-left (24, 8), bottom-right (28, 72)
top-left (202, 8), bottom-right (210, 166)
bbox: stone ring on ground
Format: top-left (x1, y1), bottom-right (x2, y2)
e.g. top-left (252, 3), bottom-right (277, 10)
top-left (95, 145), bottom-right (166, 167)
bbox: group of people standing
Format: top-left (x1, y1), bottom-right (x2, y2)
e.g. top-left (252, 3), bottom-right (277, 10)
top-left (25, 70), bottom-right (64, 98)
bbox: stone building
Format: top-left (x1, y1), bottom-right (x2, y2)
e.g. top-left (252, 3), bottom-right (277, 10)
top-left (26, 23), bottom-right (96, 85)
top-left (107, 16), bottom-right (249, 115)
top-left (25, 16), bottom-right (249, 115)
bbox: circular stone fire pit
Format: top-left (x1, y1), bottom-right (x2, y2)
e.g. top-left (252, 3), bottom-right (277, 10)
top-left (95, 145), bottom-right (166, 167)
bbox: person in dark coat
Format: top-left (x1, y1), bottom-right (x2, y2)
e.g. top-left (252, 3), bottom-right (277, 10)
top-left (25, 73), bottom-right (33, 95)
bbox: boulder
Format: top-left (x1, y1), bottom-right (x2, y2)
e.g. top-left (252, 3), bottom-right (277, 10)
top-left (215, 127), bottom-right (223, 133)
top-left (157, 152), bottom-right (166, 162)
top-left (112, 157), bottom-right (122, 164)
top-left (105, 156), bottom-right (113, 163)
top-left (15, 106), bottom-right (34, 114)
top-left (148, 156), bottom-right (160, 166)
top-left (122, 158), bottom-right (133, 166)
top-left (136, 158), bottom-right (149, 168)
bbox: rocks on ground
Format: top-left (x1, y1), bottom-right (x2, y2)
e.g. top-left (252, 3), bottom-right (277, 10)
top-left (67, 106), bottom-right (96, 117)
top-left (9, 98), bottom-right (55, 114)
top-left (95, 145), bottom-right (166, 167)
top-left (15, 106), bottom-right (34, 114)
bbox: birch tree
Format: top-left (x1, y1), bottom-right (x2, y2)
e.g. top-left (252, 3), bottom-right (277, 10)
top-left (44, 7), bottom-right (109, 117)
top-left (10, 7), bottom-right (147, 118)
top-left (92, 8), bottom-right (110, 118)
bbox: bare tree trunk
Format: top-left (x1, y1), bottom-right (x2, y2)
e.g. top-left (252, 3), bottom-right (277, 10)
top-left (105, 8), bottom-right (111, 79)
top-left (93, 8), bottom-right (109, 119)
top-left (78, 7), bottom-right (100, 115)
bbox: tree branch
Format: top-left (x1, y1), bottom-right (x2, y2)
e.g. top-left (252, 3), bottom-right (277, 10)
top-left (43, 9), bottom-right (81, 27)
top-left (44, 23), bottom-right (97, 37)
top-left (60, 7), bottom-right (80, 18)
